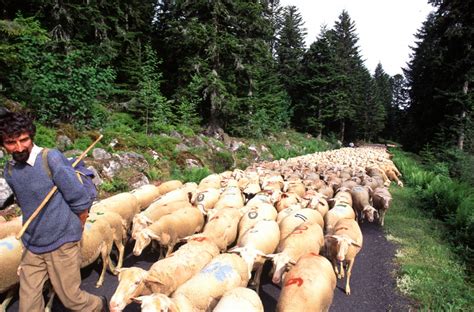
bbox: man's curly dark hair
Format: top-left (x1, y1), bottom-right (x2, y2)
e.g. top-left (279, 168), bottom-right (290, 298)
top-left (0, 111), bottom-right (36, 145)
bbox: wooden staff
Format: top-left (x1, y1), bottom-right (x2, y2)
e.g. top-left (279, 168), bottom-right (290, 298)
top-left (16, 134), bottom-right (103, 239)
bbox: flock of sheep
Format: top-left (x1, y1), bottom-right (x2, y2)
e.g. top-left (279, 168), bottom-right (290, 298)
top-left (0, 145), bottom-right (402, 312)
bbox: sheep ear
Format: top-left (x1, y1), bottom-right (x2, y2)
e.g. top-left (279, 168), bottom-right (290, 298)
top-left (351, 241), bottom-right (362, 248)
top-left (265, 253), bottom-right (276, 259)
top-left (288, 260), bottom-right (297, 266)
top-left (324, 234), bottom-right (338, 240)
top-left (228, 246), bottom-right (244, 254)
top-left (196, 204), bottom-right (207, 216)
top-left (255, 249), bottom-right (267, 257)
top-left (145, 272), bottom-right (165, 285)
top-left (147, 230), bottom-right (161, 241)
top-left (132, 296), bottom-right (145, 304)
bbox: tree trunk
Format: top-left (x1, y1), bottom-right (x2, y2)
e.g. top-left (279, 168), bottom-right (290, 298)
top-left (340, 120), bottom-right (345, 143)
top-left (457, 80), bottom-right (468, 150)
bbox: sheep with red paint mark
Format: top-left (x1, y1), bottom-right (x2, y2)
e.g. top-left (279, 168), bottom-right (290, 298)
top-left (324, 218), bottom-right (363, 295)
top-left (189, 207), bottom-right (244, 252)
top-left (268, 221), bottom-right (324, 285)
top-left (279, 208), bottom-right (324, 241)
top-left (277, 253), bottom-right (336, 312)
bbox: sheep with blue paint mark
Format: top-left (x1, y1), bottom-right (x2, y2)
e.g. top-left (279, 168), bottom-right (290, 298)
top-left (134, 253), bottom-right (249, 311)
top-left (0, 235), bottom-right (22, 311)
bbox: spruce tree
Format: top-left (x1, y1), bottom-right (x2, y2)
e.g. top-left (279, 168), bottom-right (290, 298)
top-left (275, 5), bottom-right (307, 108)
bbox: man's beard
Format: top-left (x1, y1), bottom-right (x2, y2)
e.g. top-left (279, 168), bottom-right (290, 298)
top-left (12, 150), bottom-right (30, 163)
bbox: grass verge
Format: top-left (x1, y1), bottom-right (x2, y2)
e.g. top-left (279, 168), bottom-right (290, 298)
top-left (385, 186), bottom-right (474, 311)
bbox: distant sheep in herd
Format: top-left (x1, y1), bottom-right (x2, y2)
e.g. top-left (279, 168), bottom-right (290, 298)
top-left (0, 145), bottom-right (402, 311)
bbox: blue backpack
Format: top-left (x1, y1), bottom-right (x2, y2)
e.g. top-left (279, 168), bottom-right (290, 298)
top-left (41, 148), bottom-right (98, 206)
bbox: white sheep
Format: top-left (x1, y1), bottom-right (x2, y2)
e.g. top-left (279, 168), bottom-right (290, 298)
top-left (213, 185), bottom-right (245, 210)
top-left (275, 192), bottom-right (302, 212)
top-left (89, 210), bottom-right (127, 271)
top-left (277, 253), bottom-right (336, 312)
top-left (213, 287), bottom-right (264, 312)
top-left (110, 237), bottom-right (219, 312)
top-left (351, 185), bottom-right (378, 222)
top-left (0, 216), bottom-right (22, 239)
top-left (190, 207), bottom-right (244, 251)
top-left (191, 187), bottom-right (221, 213)
top-left (90, 192), bottom-right (141, 231)
top-left (133, 207), bottom-right (204, 257)
top-left (0, 235), bottom-right (22, 311)
top-left (279, 208), bottom-right (324, 241)
top-left (324, 202), bottom-right (356, 234)
top-left (156, 179), bottom-right (183, 195)
top-left (372, 187), bottom-right (393, 226)
top-left (171, 253), bottom-right (250, 311)
top-left (238, 202), bottom-right (277, 237)
top-left (80, 217), bottom-right (116, 287)
top-left (324, 218), bottom-right (363, 295)
top-left (131, 199), bottom-right (192, 240)
top-left (268, 221), bottom-right (324, 284)
top-left (129, 184), bottom-right (161, 210)
top-left (231, 219), bottom-right (280, 292)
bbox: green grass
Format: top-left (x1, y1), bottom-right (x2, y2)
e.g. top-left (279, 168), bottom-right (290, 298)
top-left (385, 187), bottom-right (474, 311)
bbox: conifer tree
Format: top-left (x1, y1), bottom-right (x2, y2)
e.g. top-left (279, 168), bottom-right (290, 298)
top-left (275, 5), bottom-right (307, 107)
top-left (328, 10), bottom-right (365, 142)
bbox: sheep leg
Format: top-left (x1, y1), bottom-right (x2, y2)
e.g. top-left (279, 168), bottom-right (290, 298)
top-left (252, 264), bottom-right (264, 294)
top-left (339, 261), bottom-right (345, 279)
top-left (114, 237), bottom-right (125, 271)
top-left (345, 259), bottom-right (355, 295)
top-left (380, 210), bottom-right (386, 226)
top-left (1, 288), bottom-right (16, 312)
top-left (96, 243), bottom-right (110, 288)
top-left (165, 243), bottom-right (175, 258)
top-left (332, 259), bottom-right (340, 278)
top-left (44, 287), bottom-right (55, 312)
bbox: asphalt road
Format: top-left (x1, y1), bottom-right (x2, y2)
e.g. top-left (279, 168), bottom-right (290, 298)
top-left (5, 221), bottom-right (413, 311)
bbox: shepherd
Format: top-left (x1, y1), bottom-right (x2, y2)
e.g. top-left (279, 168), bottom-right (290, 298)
top-left (0, 111), bottom-right (108, 312)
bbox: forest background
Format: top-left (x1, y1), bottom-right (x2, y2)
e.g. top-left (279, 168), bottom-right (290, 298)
top-left (0, 0), bottom-right (472, 306)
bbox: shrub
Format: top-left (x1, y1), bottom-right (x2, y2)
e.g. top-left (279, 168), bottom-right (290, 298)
top-left (34, 124), bottom-right (56, 148)
top-left (100, 178), bottom-right (129, 193)
top-left (211, 151), bottom-right (234, 173)
top-left (170, 166), bottom-right (212, 184)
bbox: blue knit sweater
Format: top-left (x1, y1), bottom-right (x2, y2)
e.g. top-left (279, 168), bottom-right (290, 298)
top-left (4, 148), bottom-right (92, 253)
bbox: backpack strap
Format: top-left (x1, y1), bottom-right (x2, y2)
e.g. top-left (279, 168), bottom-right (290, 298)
top-left (41, 148), bottom-right (52, 179)
top-left (41, 148), bottom-right (84, 183)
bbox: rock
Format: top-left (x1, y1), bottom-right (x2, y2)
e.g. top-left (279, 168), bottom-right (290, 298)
top-left (92, 148), bottom-right (112, 160)
top-left (229, 140), bottom-right (244, 152)
top-left (0, 178), bottom-right (13, 208)
top-left (185, 136), bottom-right (206, 148)
top-left (150, 150), bottom-right (160, 161)
top-left (117, 152), bottom-right (149, 171)
top-left (130, 173), bottom-right (150, 189)
top-left (109, 138), bottom-right (119, 148)
top-left (88, 166), bottom-right (103, 186)
top-left (0, 150), bottom-right (4, 158)
top-left (57, 135), bottom-right (73, 152)
top-left (176, 143), bottom-right (189, 152)
top-left (185, 159), bottom-right (201, 169)
top-left (169, 130), bottom-right (182, 139)
top-left (102, 160), bottom-right (122, 179)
